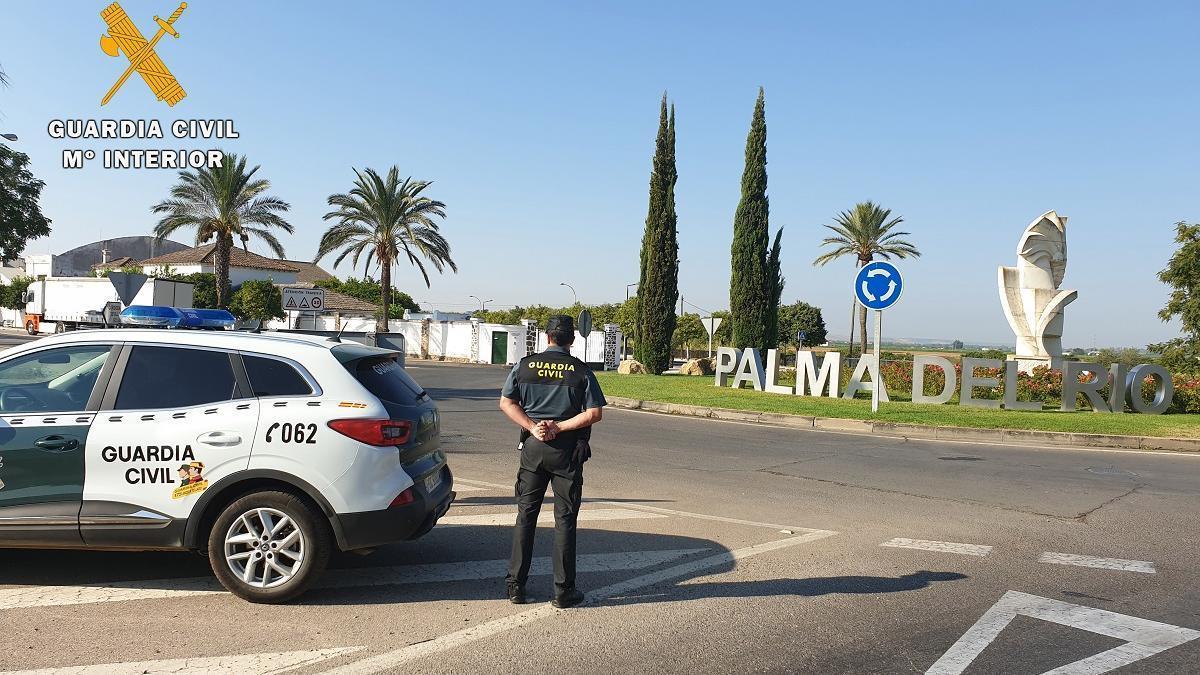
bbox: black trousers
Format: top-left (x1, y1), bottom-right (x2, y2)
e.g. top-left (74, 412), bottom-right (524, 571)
top-left (506, 437), bottom-right (584, 592)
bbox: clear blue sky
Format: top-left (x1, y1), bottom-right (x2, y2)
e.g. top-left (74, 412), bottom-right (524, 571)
top-left (1, 1), bottom-right (1197, 348)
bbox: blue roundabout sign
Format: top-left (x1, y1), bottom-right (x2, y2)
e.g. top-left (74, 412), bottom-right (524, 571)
top-left (855, 261), bottom-right (904, 311)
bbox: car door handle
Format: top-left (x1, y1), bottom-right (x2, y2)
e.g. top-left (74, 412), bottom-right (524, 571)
top-left (197, 431), bottom-right (242, 447)
top-left (34, 435), bottom-right (79, 452)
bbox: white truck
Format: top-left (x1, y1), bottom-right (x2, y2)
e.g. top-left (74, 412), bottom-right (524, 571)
top-left (21, 275), bottom-right (195, 335)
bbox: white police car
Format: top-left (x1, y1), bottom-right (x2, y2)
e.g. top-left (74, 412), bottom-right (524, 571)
top-left (0, 306), bottom-right (453, 602)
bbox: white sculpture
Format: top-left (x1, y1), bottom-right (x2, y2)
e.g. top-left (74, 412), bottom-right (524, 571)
top-left (997, 210), bottom-right (1077, 371)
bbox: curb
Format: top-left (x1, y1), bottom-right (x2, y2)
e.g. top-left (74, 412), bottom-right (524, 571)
top-left (404, 358), bottom-right (510, 369)
top-left (605, 396), bottom-right (1200, 453)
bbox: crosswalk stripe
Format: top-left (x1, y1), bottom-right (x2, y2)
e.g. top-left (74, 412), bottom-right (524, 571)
top-left (1037, 552), bottom-right (1156, 573)
top-left (438, 508), bottom-right (666, 527)
top-left (0, 647), bottom-right (364, 675)
top-left (0, 549), bottom-right (706, 611)
top-left (880, 538), bottom-right (993, 557)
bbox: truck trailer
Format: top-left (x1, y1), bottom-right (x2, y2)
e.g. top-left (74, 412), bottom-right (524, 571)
top-left (21, 275), bottom-right (195, 335)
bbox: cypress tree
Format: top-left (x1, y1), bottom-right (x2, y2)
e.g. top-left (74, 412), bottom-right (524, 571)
top-left (730, 88), bottom-right (769, 349)
top-left (763, 226), bottom-right (785, 351)
top-left (635, 94), bottom-right (679, 374)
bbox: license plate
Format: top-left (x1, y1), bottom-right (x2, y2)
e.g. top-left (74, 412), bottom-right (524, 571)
top-left (423, 471), bottom-right (443, 492)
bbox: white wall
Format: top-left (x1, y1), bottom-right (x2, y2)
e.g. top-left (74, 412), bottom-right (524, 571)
top-left (258, 318), bottom-right (525, 365)
top-left (143, 263), bottom-right (204, 277)
top-left (479, 324), bottom-right (523, 365)
top-left (230, 267), bottom-right (297, 286)
top-left (536, 330), bottom-right (607, 363)
top-left (142, 263), bottom-right (299, 286)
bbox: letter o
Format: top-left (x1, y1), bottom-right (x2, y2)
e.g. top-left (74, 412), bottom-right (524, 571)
top-left (1128, 364), bottom-right (1172, 414)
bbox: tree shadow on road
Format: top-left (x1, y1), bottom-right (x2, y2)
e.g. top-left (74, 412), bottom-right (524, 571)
top-left (425, 386), bottom-right (502, 402)
top-left (453, 495), bottom-right (673, 507)
top-left (603, 570), bottom-right (967, 605)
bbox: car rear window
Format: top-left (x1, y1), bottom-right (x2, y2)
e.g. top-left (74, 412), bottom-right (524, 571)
top-left (354, 357), bottom-right (426, 405)
top-left (243, 355), bottom-right (313, 397)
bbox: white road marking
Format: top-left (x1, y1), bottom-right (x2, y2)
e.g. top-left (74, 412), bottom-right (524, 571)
top-left (0, 647), bottom-right (365, 675)
top-left (438, 507), bottom-right (666, 527)
top-left (1038, 552), bottom-right (1156, 574)
top-left (322, 530), bottom-right (838, 674)
top-left (927, 590), bottom-right (1200, 674)
top-left (880, 538), bottom-right (993, 557)
top-left (0, 550), bottom-right (705, 611)
top-left (452, 483), bottom-right (484, 492)
top-left (457, 477), bottom-right (831, 533)
top-left (454, 478), bottom-right (501, 487)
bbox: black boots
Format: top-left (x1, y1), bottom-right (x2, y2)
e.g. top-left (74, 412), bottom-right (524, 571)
top-left (506, 580), bottom-right (527, 605)
top-left (551, 588), bottom-right (585, 609)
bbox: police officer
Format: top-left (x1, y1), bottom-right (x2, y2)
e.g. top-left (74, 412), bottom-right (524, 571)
top-left (499, 315), bottom-right (606, 609)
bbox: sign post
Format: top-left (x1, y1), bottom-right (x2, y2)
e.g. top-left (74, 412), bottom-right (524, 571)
top-left (854, 261), bottom-right (904, 413)
top-left (701, 316), bottom-right (723, 358)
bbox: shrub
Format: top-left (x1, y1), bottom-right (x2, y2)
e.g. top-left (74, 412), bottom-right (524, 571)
top-left (0, 276), bottom-right (33, 310)
top-left (228, 280), bottom-right (284, 322)
top-left (1169, 375), bottom-right (1200, 413)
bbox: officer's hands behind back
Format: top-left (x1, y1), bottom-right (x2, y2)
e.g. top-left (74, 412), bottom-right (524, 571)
top-left (531, 420), bottom-right (559, 442)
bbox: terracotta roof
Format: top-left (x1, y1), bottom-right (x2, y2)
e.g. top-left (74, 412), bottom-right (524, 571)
top-left (139, 244), bottom-right (300, 273)
top-left (92, 256), bottom-right (136, 269)
top-left (276, 283), bottom-right (378, 314)
top-left (283, 260), bottom-right (336, 284)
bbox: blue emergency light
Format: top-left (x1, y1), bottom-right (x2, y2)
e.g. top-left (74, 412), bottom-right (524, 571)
top-left (120, 306), bottom-right (236, 330)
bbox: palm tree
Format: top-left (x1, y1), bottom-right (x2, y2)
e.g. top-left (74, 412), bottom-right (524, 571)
top-left (152, 152), bottom-right (292, 307)
top-left (316, 167), bottom-right (456, 332)
top-left (813, 201), bottom-right (920, 357)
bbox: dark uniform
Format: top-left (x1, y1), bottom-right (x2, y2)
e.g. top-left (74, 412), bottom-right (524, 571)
top-left (501, 337), bottom-right (606, 601)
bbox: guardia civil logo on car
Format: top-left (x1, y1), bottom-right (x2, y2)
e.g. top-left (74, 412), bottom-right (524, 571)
top-left (0, 306), bottom-right (454, 603)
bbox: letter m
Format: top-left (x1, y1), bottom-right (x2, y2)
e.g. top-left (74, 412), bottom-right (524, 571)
top-left (63, 150), bottom-right (86, 169)
top-left (797, 351), bottom-right (840, 397)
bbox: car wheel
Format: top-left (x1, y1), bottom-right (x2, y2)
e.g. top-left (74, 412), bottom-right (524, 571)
top-left (207, 490), bottom-right (331, 603)
top-left (25, 320), bottom-right (36, 336)
top-left (53, 322), bottom-right (64, 334)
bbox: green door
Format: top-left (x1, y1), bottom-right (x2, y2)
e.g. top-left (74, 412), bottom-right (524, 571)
top-left (0, 344), bottom-right (115, 544)
top-left (491, 331), bottom-right (508, 365)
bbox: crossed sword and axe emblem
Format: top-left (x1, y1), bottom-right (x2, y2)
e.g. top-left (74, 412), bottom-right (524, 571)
top-left (99, 2), bottom-right (188, 106)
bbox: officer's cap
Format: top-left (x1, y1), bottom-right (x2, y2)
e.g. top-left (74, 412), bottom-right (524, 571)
top-left (546, 315), bottom-right (575, 332)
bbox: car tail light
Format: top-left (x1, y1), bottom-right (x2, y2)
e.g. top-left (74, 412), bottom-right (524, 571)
top-left (390, 488), bottom-right (415, 507)
top-left (327, 419), bottom-right (412, 446)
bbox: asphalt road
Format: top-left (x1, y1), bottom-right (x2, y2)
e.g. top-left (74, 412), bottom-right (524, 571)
top-left (0, 331), bottom-right (37, 347)
top-left (1, 360), bottom-right (1198, 674)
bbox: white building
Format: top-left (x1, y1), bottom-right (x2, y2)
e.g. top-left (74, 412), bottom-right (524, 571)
top-left (23, 254), bottom-right (67, 278)
top-left (139, 245), bottom-right (300, 285)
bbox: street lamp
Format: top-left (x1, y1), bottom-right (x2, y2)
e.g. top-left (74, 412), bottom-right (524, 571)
top-left (0, 134), bottom-right (17, 142)
top-left (559, 282), bottom-right (577, 306)
top-left (468, 295), bottom-right (492, 312)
